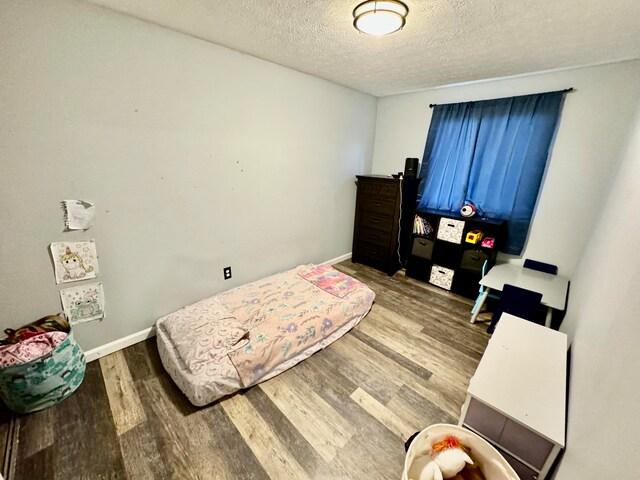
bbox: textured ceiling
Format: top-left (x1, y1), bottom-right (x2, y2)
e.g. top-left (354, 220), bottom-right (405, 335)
top-left (86, 0), bottom-right (640, 96)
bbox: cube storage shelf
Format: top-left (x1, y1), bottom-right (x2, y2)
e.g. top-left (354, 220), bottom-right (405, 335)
top-left (405, 211), bottom-right (506, 298)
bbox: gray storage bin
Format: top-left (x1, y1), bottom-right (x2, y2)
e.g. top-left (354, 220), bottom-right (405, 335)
top-left (460, 249), bottom-right (489, 272)
top-left (411, 237), bottom-right (434, 260)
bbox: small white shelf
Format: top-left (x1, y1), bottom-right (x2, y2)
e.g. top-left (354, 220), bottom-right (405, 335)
top-left (460, 314), bottom-right (568, 479)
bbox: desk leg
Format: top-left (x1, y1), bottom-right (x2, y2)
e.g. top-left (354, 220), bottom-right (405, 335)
top-left (470, 288), bottom-right (490, 324)
top-left (545, 307), bottom-right (553, 328)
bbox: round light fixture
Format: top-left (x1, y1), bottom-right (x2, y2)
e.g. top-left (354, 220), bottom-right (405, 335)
top-left (353, 0), bottom-right (409, 36)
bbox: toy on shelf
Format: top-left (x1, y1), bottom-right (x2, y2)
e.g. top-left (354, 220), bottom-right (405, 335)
top-left (465, 230), bottom-right (484, 244)
top-left (460, 203), bottom-right (477, 218)
top-left (480, 237), bottom-right (495, 249)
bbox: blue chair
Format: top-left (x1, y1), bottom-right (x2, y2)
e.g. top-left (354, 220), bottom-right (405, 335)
top-left (523, 259), bottom-right (558, 275)
top-left (487, 284), bottom-right (543, 334)
top-left (471, 260), bottom-right (500, 317)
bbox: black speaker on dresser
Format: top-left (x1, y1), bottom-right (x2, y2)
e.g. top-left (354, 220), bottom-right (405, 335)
top-left (404, 158), bottom-right (419, 178)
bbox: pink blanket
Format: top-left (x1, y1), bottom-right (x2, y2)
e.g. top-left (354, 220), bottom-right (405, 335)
top-left (223, 266), bottom-right (375, 386)
top-left (0, 331), bottom-right (68, 367)
top-left (298, 264), bottom-right (361, 298)
top-left (159, 297), bottom-right (249, 375)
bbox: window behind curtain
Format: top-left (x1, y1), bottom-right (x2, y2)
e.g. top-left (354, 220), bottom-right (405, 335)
top-left (417, 92), bottom-right (566, 255)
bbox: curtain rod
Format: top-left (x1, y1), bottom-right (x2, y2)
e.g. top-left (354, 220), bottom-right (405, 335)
top-left (428, 87), bottom-right (574, 108)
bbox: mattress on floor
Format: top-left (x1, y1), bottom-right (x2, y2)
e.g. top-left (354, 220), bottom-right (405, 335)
top-left (156, 265), bottom-right (375, 406)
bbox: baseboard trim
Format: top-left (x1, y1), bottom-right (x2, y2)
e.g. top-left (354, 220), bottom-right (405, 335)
top-left (322, 252), bottom-right (352, 265)
top-left (84, 252), bottom-right (352, 363)
top-left (84, 326), bottom-right (156, 363)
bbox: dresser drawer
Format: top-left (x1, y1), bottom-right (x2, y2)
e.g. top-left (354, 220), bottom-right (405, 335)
top-left (354, 241), bottom-right (389, 261)
top-left (358, 181), bottom-right (398, 198)
top-left (359, 211), bottom-right (394, 232)
top-left (360, 196), bottom-right (396, 216)
top-left (357, 227), bottom-right (392, 248)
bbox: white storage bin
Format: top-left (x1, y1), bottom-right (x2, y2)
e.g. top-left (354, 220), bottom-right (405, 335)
top-left (402, 424), bottom-right (519, 480)
top-left (429, 265), bottom-right (455, 290)
top-left (436, 217), bottom-right (465, 244)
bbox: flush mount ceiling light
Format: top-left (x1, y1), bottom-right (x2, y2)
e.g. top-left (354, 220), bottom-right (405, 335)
top-left (353, 0), bottom-right (409, 36)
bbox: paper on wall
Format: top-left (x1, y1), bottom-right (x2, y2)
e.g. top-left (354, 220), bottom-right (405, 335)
top-left (61, 199), bottom-right (96, 231)
top-left (60, 282), bottom-right (105, 325)
top-left (50, 240), bottom-right (99, 284)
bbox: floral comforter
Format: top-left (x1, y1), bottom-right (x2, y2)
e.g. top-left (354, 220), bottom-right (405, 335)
top-left (217, 265), bottom-right (375, 386)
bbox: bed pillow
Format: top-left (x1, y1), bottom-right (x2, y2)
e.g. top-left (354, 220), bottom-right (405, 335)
top-left (159, 298), bottom-right (248, 374)
top-left (298, 264), bottom-right (362, 298)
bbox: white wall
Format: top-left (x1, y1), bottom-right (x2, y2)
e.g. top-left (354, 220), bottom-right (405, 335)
top-left (371, 60), bottom-right (640, 276)
top-left (554, 106), bottom-right (640, 477)
top-left (0, 0), bottom-right (377, 351)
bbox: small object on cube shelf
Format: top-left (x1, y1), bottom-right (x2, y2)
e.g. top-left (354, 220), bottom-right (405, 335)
top-left (460, 203), bottom-right (476, 217)
top-left (480, 237), bottom-right (495, 249)
top-left (465, 230), bottom-right (484, 244)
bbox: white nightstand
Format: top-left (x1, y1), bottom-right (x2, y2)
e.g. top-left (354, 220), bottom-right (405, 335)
top-left (459, 314), bottom-right (567, 479)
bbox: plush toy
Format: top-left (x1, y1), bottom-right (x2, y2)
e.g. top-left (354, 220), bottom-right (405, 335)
top-left (460, 203), bottom-right (477, 218)
top-left (412, 435), bottom-right (474, 480)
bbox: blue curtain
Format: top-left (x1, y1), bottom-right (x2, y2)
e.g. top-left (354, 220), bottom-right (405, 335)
top-left (417, 92), bottom-right (565, 255)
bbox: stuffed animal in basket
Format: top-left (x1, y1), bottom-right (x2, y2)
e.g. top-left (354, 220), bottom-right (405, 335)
top-left (412, 435), bottom-right (474, 480)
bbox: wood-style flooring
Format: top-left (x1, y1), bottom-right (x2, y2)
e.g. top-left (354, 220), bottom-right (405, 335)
top-left (2, 261), bottom-right (492, 480)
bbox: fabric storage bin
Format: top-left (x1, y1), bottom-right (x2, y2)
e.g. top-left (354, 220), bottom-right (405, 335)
top-left (429, 264), bottom-right (455, 290)
top-left (460, 249), bottom-right (489, 272)
top-left (411, 237), bottom-right (434, 260)
top-left (0, 332), bottom-right (86, 414)
top-left (436, 217), bottom-right (465, 244)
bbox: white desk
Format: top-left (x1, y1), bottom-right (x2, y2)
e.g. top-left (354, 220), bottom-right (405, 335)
top-left (470, 263), bottom-right (569, 326)
top-left (459, 314), bottom-right (567, 479)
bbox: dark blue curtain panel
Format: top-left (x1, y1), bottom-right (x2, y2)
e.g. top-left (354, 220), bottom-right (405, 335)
top-left (417, 92), bottom-right (565, 254)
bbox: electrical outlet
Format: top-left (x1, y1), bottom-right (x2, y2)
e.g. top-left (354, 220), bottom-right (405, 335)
top-left (223, 266), bottom-right (232, 280)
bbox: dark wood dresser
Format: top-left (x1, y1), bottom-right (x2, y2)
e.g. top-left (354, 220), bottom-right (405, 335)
top-left (352, 175), bottom-right (419, 275)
